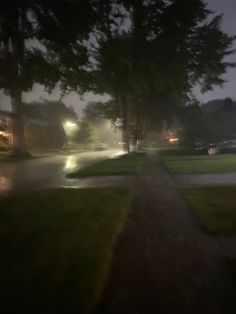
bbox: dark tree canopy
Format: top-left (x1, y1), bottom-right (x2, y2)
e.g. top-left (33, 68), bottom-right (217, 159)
top-left (0, 0), bottom-right (235, 153)
top-left (83, 100), bottom-right (118, 122)
top-left (80, 0), bottom-right (235, 150)
top-left (0, 0), bottom-right (97, 93)
top-left (0, 0), bottom-right (100, 154)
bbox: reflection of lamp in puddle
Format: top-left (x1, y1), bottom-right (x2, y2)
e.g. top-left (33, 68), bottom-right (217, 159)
top-left (64, 156), bottom-right (77, 171)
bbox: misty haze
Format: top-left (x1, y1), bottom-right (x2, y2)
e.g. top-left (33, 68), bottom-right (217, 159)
top-left (0, 1), bottom-right (236, 313)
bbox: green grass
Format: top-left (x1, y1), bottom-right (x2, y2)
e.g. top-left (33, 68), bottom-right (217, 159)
top-left (183, 186), bottom-right (236, 234)
top-left (68, 152), bottom-right (146, 177)
top-left (0, 188), bottom-right (132, 314)
top-left (162, 154), bottom-right (236, 174)
top-left (225, 255), bottom-right (236, 282)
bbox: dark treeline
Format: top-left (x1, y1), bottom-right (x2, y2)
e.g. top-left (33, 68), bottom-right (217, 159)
top-left (0, 0), bottom-right (235, 153)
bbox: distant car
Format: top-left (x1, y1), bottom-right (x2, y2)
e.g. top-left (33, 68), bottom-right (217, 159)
top-left (195, 142), bottom-right (208, 153)
top-left (218, 140), bottom-right (236, 153)
top-left (95, 143), bottom-right (107, 150)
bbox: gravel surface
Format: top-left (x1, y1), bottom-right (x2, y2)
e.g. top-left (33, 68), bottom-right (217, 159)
top-left (95, 156), bottom-right (236, 314)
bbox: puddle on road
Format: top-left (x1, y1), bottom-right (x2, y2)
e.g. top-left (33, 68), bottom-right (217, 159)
top-left (63, 156), bottom-right (79, 173)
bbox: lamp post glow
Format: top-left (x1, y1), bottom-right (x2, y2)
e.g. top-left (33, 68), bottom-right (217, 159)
top-left (63, 121), bottom-right (78, 147)
top-left (63, 121), bottom-right (78, 135)
top-left (65, 121), bottom-right (77, 128)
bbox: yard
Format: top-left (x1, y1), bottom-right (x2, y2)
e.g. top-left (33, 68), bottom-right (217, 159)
top-left (162, 153), bottom-right (236, 174)
top-left (183, 186), bottom-right (236, 235)
top-left (0, 188), bottom-right (132, 314)
top-left (67, 152), bottom-right (146, 178)
top-left (162, 150), bottom-right (236, 282)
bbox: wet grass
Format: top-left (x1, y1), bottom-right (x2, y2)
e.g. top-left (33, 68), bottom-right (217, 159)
top-left (162, 153), bottom-right (236, 174)
top-left (183, 186), bottom-right (236, 234)
top-left (225, 255), bottom-right (236, 283)
top-left (68, 152), bottom-right (146, 178)
top-left (0, 188), bottom-right (132, 314)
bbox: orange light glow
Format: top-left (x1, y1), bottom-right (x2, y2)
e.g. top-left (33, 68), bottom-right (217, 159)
top-left (0, 131), bottom-right (10, 137)
top-left (169, 138), bottom-right (179, 143)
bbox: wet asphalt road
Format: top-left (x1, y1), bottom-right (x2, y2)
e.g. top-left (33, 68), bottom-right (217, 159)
top-left (0, 149), bottom-right (123, 196)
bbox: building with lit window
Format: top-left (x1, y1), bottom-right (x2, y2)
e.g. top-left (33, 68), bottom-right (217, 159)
top-left (0, 110), bottom-right (14, 150)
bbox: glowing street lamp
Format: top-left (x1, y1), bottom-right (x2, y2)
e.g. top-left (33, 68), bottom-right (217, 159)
top-left (63, 121), bottom-right (78, 147)
top-left (65, 121), bottom-right (77, 128)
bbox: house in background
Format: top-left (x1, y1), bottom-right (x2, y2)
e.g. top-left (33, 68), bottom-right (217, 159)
top-left (202, 98), bottom-right (236, 150)
top-left (0, 110), bottom-right (14, 150)
top-left (0, 101), bottom-right (79, 151)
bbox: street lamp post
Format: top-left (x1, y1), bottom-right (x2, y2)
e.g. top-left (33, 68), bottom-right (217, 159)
top-left (63, 121), bottom-right (78, 148)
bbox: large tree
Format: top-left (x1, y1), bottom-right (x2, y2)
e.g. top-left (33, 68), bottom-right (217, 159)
top-left (1, 0), bottom-right (235, 154)
top-left (0, 0), bottom-right (95, 154)
top-left (88, 0), bottom-right (235, 151)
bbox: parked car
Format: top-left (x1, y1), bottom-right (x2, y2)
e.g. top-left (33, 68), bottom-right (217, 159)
top-left (195, 142), bottom-right (208, 154)
top-left (218, 140), bottom-right (236, 153)
top-left (95, 143), bottom-right (107, 150)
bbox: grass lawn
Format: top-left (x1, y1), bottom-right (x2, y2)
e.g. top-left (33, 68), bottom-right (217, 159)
top-left (68, 152), bottom-right (146, 178)
top-left (183, 186), bottom-right (236, 235)
top-left (0, 188), bottom-right (132, 314)
top-left (162, 154), bottom-right (236, 174)
top-left (225, 255), bottom-right (236, 283)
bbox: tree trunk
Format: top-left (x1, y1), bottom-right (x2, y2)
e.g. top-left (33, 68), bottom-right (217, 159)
top-left (123, 121), bottom-right (130, 153)
top-left (9, 8), bottom-right (28, 156)
top-left (11, 89), bottom-right (28, 155)
top-left (117, 93), bottom-right (130, 153)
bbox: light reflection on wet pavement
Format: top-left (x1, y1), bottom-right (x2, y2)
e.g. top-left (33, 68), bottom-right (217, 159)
top-left (0, 150), bottom-right (126, 197)
top-left (63, 175), bottom-right (134, 190)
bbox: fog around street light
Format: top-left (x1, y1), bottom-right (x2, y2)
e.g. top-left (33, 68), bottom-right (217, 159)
top-left (63, 121), bottom-right (78, 137)
top-left (65, 121), bottom-right (77, 128)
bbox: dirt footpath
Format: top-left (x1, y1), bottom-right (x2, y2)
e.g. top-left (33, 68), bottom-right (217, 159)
top-left (95, 156), bottom-right (236, 314)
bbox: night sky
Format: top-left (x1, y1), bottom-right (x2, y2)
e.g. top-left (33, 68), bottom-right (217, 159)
top-left (194, 0), bottom-right (236, 103)
top-left (0, 0), bottom-right (236, 114)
